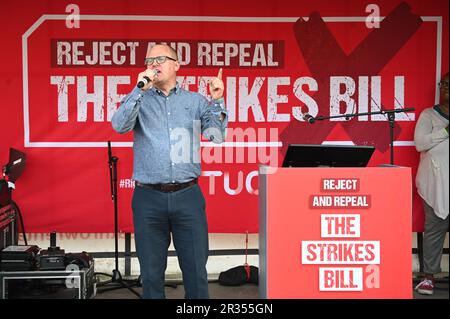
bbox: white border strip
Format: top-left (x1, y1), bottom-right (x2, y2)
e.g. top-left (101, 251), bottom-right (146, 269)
top-left (27, 140), bottom-right (414, 148)
top-left (322, 141), bottom-right (415, 146)
top-left (201, 141), bottom-right (282, 147)
top-left (27, 141), bottom-right (283, 148)
top-left (35, 15), bottom-right (390, 23)
top-left (22, 15), bottom-right (47, 149)
top-left (434, 16), bottom-right (442, 104)
top-left (22, 15), bottom-right (442, 148)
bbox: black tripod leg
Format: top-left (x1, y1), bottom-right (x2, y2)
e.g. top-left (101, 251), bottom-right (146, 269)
top-left (388, 112), bottom-right (395, 165)
top-left (119, 278), bottom-right (142, 298)
top-left (100, 142), bottom-right (143, 298)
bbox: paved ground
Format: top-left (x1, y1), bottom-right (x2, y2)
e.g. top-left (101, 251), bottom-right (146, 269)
top-left (3, 274), bottom-right (447, 299)
top-left (94, 277), bottom-right (449, 299)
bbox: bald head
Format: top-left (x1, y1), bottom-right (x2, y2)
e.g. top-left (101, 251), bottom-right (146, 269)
top-left (147, 44), bottom-right (178, 61)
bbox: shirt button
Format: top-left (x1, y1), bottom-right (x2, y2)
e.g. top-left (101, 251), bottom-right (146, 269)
top-left (172, 180), bottom-right (175, 183)
top-left (166, 97), bottom-right (169, 100)
top-left (168, 112), bottom-right (170, 115)
top-left (172, 163), bottom-right (175, 166)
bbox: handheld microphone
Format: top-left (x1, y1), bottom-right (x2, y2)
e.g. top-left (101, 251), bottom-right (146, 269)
top-left (137, 70), bottom-right (159, 88)
top-left (303, 113), bottom-right (316, 124)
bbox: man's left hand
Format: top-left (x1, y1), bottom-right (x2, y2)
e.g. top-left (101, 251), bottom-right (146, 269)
top-left (208, 68), bottom-right (224, 100)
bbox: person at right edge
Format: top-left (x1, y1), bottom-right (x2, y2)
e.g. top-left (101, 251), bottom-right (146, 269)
top-left (414, 72), bottom-right (449, 295)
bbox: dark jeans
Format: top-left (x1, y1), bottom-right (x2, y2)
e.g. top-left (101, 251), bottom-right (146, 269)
top-left (132, 183), bottom-right (209, 299)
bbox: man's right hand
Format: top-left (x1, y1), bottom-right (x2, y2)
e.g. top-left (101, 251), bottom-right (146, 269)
top-left (137, 69), bottom-right (158, 91)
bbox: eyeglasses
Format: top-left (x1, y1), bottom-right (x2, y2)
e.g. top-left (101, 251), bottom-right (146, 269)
top-left (145, 56), bottom-right (177, 65)
top-left (439, 81), bottom-right (449, 89)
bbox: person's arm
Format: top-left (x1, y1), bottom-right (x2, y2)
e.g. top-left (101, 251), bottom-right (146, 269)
top-left (111, 87), bottom-right (144, 133)
top-left (414, 110), bottom-right (449, 152)
top-left (200, 97), bottom-right (228, 143)
top-left (200, 68), bottom-right (228, 143)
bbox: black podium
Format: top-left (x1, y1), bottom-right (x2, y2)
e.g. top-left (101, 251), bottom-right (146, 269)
top-left (282, 144), bottom-right (375, 168)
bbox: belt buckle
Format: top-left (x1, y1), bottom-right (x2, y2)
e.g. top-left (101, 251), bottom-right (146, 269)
top-left (160, 180), bottom-right (195, 192)
top-left (162, 183), bottom-right (177, 192)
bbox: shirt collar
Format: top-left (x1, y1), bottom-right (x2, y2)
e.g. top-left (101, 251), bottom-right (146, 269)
top-left (433, 105), bottom-right (449, 120)
top-left (153, 82), bottom-right (181, 96)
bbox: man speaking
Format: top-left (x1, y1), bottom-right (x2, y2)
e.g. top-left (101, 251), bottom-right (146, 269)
top-left (112, 44), bottom-right (227, 299)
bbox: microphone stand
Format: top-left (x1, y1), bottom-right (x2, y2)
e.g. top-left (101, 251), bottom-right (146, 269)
top-left (308, 107), bottom-right (415, 165)
top-left (95, 141), bottom-right (142, 298)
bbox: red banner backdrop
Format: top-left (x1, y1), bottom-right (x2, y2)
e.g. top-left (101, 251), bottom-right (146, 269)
top-left (0, 0), bottom-right (448, 233)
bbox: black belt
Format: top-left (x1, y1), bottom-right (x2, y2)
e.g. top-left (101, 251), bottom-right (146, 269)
top-left (136, 178), bottom-right (198, 193)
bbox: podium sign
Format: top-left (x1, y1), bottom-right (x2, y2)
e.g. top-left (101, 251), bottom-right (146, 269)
top-left (259, 166), bottom-right (412, 299)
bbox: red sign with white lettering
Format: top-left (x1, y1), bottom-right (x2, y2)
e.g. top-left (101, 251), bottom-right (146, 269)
top-left (260, 167), bottom-right (412, 298)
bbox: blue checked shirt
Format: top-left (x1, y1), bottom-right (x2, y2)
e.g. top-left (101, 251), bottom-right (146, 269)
top-left (111, 84), bottom-right (228, 184)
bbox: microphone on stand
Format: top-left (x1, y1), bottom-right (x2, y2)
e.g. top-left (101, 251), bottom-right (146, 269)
top-left (302, 113), bottom-right (316, 124)
top-left (137, 69), bottom-right (159, 88)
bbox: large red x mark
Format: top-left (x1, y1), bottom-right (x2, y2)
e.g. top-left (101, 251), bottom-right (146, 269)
top-left (280, 2), bottom-right (423, 155)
